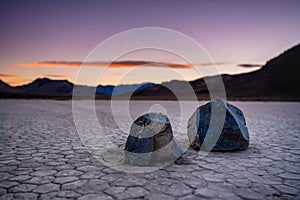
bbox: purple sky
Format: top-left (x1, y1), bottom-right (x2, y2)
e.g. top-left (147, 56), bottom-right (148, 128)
top-left (0, 0), bottom-right (299, 86)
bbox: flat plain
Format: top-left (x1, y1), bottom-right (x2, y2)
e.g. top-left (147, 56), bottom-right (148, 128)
top-left (0, 100), bottom-right (299, 199)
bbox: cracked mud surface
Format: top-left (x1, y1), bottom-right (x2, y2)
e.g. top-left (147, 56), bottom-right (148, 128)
top-left (0, 100), bottom-right (299, 199)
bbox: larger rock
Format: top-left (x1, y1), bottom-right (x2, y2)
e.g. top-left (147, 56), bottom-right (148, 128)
top-left (124, 112), bottom-right (182, 166)
top-left (187, 99), bottom-right (249, 151)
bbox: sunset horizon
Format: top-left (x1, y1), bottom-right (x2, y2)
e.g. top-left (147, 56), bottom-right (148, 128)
top-left (1, 0), bottom-right (300, 86)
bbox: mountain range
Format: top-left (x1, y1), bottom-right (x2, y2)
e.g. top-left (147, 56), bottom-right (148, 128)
top-left (0, 44), bottom-right (299, 101)
top-left (131, 44), bottom-right (300, 101)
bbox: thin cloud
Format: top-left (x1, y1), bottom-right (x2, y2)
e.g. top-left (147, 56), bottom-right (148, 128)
top-left (199, 62), bottom-right (228, 66)
top-left (43, 74), bottom-right (67, 78)
top-left (21, 61), bottom-right (82, 67)
top-left (0, 74), bottom-right (19, 77)
top-left (238, 64), bottom-right (262, 68)
top-left (21, 61), bottom-right (193, 69)
top-left (21, 60), bottom-right (227, 69)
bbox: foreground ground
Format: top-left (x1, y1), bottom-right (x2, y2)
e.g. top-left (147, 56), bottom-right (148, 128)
top-left (0, 100), bottom-right (299, 199)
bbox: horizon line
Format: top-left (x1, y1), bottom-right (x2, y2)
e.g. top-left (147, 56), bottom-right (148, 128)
top-left (1, 68), bottom-right (261, 88)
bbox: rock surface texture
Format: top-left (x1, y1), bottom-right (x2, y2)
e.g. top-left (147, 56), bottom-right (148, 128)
top-left (188, 99), bottom-right (250, 151)
top-left (125, 112), bottom-right (182, 166)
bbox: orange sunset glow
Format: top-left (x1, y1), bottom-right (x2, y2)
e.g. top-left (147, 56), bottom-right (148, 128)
top-left (0, 0), bottom-right (299, 87)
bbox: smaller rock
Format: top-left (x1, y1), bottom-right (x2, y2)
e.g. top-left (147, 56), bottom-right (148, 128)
top-left (124, 112), bottom-right (183, 166)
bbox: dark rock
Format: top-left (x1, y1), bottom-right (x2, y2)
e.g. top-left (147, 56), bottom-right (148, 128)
top-left (124, 112), bottom-right (182, 166)
top-left (187, 99), bottom-right (249, 151)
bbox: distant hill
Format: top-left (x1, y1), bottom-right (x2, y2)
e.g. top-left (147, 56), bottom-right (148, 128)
top-left (0, 79), bottom-right (23, 97)
top-left (96, 83), bottom-right (156, 96)
top-left (16, 78), bottom-right (74, 96)
top-left (0, 44), bottom-right (299, 100)
top-left (221, 43), bottom-right (300, 100)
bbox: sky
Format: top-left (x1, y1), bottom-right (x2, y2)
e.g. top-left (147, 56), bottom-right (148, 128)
top-left (0, 0), bottom-right (299, 86)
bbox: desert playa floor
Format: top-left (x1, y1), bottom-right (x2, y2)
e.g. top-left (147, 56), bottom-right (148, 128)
top-left (0, 100), bottom-right (299, 199)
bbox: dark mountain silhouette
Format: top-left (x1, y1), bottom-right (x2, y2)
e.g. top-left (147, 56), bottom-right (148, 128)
top-left (0, 79), bottom-right (14, 92)
top-left (221, 43), bottom-right (300, 100)
top-left (131, 43), bottom-right (300, 101)
top-left (0, 78), bottom-right (153, 99)
top-left (0, 44), bottom-right (299, 100)
top-left (0, 79), bottom-right (22, 96)
top-left (0, 78), bottom-right (107, 99)
top-left (16, 78), bottom-right (74, 96)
